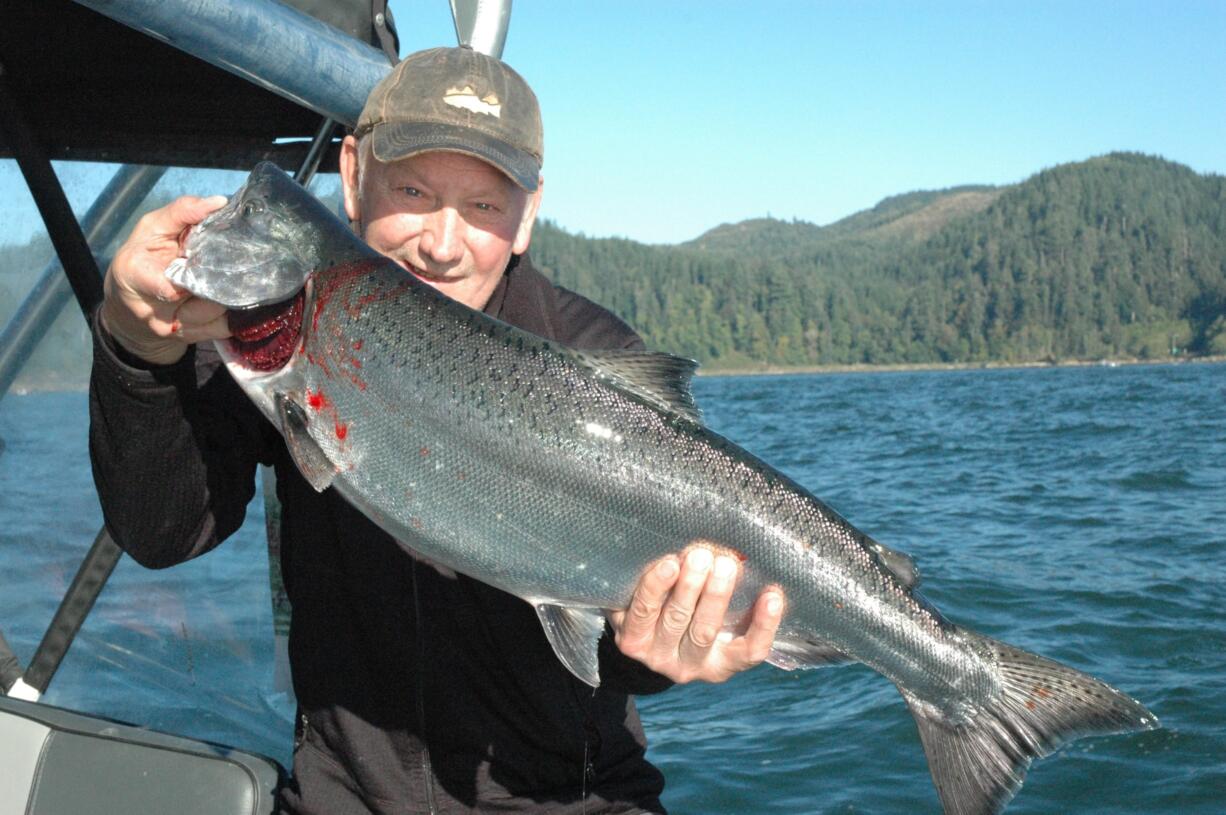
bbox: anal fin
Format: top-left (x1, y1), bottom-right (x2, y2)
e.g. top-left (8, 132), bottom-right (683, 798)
top-left (276, 392), bottom-right (338, 492)
top-left (863, 536), bottom-right (921, 590)
top-left (534, 603), bottom-right (607, 688)
top-left (767, 636), bottom-right (853, 670)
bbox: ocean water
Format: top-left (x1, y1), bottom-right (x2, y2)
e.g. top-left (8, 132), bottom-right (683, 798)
top-left (1, 362), bottom-right (1222, 813)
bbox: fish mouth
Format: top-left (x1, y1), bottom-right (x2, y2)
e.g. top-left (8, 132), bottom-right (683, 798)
top-left (225, 288), bottom-right (306, 372)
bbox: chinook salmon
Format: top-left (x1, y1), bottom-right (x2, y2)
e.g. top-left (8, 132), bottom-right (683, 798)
top-left (167, 162), bottom-right (1157, 815)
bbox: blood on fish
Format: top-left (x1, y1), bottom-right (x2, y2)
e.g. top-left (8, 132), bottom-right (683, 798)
top-left (312, 260), bottom-right (385, 331)
top-left (345, 280), bottom-right (412, 319)
top-left (335, 421), bottom-right (348, 440)
top-left (226, 290), bottom-right (306, 371)
top-left (307, 389), bottom-right (327, 411)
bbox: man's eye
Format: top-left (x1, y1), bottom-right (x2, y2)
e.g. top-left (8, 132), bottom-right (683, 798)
top-left (401, 187), bottom-right (422, 198)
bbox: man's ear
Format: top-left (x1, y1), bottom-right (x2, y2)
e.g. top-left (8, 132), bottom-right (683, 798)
top-left (339, 135), bottom-right (362, 224)
top-left (512, 176), bottom-right (543, 255)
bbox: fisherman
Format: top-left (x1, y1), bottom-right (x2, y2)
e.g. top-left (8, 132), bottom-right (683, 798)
top-left (89, 46), bottom-right (782, 814)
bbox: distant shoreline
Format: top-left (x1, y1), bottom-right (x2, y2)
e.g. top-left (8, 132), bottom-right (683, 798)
top-left (698, 354), bottom-right (1226, 377)
top-left (8, 354), bottom-right (1223, 394)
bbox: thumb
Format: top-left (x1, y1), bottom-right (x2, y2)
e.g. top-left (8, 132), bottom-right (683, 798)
top-left (139, 195), bottom-right (229, 241)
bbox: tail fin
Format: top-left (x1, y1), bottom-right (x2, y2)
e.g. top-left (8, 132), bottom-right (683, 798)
top-left (903, 631), bottom-right (1159, 815)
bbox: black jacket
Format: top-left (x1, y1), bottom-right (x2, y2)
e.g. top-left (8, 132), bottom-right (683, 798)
top-left (89, 254), bottom-right (671, 814)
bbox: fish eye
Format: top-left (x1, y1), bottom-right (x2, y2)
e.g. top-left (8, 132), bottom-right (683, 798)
top-left (242, 199), bottom-right (266, 218)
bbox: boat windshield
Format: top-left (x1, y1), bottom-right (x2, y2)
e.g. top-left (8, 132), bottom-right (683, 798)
top-left (0, 160), bottom-right (346, 766)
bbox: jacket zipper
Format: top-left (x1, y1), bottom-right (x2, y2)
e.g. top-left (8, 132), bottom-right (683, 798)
top-left (411, 557), bottom-right (439, 814)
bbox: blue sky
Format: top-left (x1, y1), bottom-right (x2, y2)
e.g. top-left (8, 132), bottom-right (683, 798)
top-left (3, 1), bottom-right (1224, 246)
top-left (395, 0), bottom-right (1226, 243)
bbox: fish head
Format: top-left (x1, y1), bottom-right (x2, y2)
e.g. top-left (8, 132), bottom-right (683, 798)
top-left (165, 162), bottom-right (322, 309)
top-left (164, 162), bottom-right (376, 379)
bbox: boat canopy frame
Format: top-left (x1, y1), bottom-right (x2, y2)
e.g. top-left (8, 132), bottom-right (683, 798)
top-left (0, 0), bottom-right (509, 711)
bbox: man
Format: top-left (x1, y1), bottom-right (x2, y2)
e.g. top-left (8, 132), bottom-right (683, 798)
top-left (90, 46), bottom-right (782, 813)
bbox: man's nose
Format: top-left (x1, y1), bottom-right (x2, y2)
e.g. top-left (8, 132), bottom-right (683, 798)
top-left (420, 207), bottom-right (463, 263)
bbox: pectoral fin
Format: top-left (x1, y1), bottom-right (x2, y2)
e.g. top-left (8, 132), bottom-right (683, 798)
top-left (275, 392), bottom-right (338, 492)
top-left (534, 603), bottom-right (607, 688)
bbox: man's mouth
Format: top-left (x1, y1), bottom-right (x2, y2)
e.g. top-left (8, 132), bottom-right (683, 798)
top-left (403, 262), bottom-right (452, 285)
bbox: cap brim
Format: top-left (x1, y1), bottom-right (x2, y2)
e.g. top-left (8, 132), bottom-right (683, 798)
top-left (370, 122), bottom-right (540, 192)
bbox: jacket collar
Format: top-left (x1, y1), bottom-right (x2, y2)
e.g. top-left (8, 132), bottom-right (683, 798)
top-left (482, 253), bottom-right (559, 341)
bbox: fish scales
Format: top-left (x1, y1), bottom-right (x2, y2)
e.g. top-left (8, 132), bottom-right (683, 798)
top-left (308, 259), bottom-right (998, 711)
top-left (167, 163), bottom-right (1158, 815)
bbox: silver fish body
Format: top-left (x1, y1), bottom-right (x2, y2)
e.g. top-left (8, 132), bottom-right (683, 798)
top-left (173, 163), bottom-right (1158, 815)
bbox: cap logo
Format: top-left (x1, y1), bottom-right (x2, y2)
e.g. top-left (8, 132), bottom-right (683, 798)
top-left (443, 85), bottom-right (502, 118)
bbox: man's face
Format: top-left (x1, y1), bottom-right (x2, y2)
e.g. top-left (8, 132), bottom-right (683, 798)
top-left (340, 136), bottom-right (541, 311)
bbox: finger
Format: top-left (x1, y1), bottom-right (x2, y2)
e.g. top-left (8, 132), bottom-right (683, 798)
top-left (652, 547), bottom-right (713, 657)
top-left (175, 296), bottom-right (228, 329)
top-left (134, 195), bottom-right (228, 242)
top-left (732, 589), bottom-right (785, 669)
top-left (614, 556), bottom-right (680, 651)
top-left (176, 311), bottom-right (231, 345)
top-left (121, 253), bottom-right (192, 304)
top-left (680, 555), bottom-right (738, 659)
top-left (107, 239), bottom-right (189, 304)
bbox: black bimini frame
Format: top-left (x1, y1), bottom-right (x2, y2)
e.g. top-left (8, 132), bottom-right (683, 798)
top-left (0, 0), bottom-right (510, 703)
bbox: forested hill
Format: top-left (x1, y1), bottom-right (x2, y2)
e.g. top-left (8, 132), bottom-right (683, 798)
top-left (2, 153), bottom-right (1223, 390)
top-left (531, 153), bottom-right (1226, 368)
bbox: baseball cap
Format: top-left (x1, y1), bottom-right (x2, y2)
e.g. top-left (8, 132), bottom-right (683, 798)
top-left (354, 46), bottom-right (542, 192)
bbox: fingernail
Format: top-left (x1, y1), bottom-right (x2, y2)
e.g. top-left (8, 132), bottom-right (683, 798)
top-left (766, 594), bottom-right (783, 616)
top-left (656, 558), bottom-right (679, 579)
top-left (713, 556), bottom-right (736, 580)
top-left (205, 195), bottom-right (228, 206)
top-left (687, 548), bottom-right (712, 571)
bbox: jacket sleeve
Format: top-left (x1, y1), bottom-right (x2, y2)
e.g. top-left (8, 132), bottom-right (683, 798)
top-left (88, 310), bottom-right (276, 568)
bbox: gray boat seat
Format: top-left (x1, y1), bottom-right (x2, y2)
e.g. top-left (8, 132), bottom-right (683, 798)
top-left (0, 695), bottom-right (282, 815)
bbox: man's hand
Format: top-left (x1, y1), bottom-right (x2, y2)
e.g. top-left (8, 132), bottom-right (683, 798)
top-left (608, 546), bottom-right (783, 684)
top-left (99, 195), bottom-right (230, 365)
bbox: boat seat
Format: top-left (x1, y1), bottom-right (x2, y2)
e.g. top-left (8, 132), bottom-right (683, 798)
top-left (0, 695), bottom-right (282, 815)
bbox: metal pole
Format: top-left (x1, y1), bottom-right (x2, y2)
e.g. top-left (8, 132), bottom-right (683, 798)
top-left (71, 0), bottom-right (394, 128)
top-left (294, 117), bottom-right (339, 186)
top-left (450, 0), bottom-right (512, 58)
top-left (0, 61), bottom-right (106, 312)
top-left (16, 528), bottom-right (124, 700)
top-left (0, 164), bottom-right (164, 405)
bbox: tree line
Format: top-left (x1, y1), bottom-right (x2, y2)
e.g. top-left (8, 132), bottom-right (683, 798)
top-left (530, 153), bottom-right (1226, 368)
top-left (2, 152), bottom-right (1223, 390)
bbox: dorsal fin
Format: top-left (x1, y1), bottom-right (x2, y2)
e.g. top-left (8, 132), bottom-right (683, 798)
top-left (578, 350), bottom-right (701, 423)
